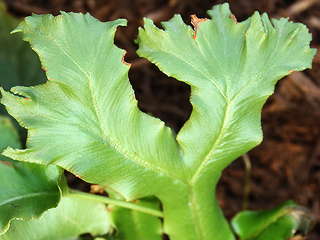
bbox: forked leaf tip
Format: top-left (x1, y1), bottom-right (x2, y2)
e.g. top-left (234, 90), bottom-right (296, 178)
top-left (190, 14), bottom-right (208, 28)
top-left (190, 14), bottom-right (208, 39)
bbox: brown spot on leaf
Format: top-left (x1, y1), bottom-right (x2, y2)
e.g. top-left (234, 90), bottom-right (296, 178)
top-left (21, 97), bottom-right (31, 104)
top-left (0, 161), bottom-right (12, 166)
top-left (191, 14), bottom-right (208, 39)
top-left (230, 14), bottom-right (238, 23)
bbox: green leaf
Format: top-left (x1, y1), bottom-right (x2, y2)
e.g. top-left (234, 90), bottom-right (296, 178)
top-left (137, 3), bottom-right (316, 182)
top-left (255, 216), bottom-right (300, 240)
top-left (111, 198), bottom-right (162, 240)
top-left (0, 4), bottom-right (315, 240)
top-left (0, 116), bottom-right (62, 235)
top-left (0, 12), bottom-right (183, 201)
top-left (0, 161), bottom-right (62, 235)
top-left (0, 116), bottom-right (20, 161)
top-left (231, 201), bottom-right (314, 240)
top-left (0, 195), bottom-right (111, 240)
top-left (136, 4), bottom-right (315, 239)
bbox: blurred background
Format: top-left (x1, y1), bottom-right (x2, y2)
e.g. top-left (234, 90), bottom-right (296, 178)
top-left (1, 0), bottom-right (320, 239)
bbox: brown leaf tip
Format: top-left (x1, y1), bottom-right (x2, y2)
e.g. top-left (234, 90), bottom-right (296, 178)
top-left (191, 14), bottom-right (208, 39)
top-left (229, 14), bottom-right (238, 23)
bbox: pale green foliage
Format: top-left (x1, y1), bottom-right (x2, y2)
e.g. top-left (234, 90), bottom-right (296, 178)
top-left (2, 12), bottom-right (182, 201)
top-left (0, 196), bottom-right (110, 240)
top-left (0, 3), bottom-right (315, 240)
top-left (137, 3), bottom-right (315, 178)
top-left (136, 6), bottom-right (315, 237)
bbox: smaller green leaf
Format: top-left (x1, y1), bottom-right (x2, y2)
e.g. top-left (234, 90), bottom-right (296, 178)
top-left (0, 162), bottom-right (62, 235)
top-left (111, 198), bottom-right (162, 240)
top-left (0, 116), bottom-right (20, 161)
top-left (0, 115), bottom-right (62, 235)
top-left (0, 195), bottom-right (111, 240)
top-left (231, 201), bottom-right (314, 240)
top-left (255, 215), bottom-right (300, 240)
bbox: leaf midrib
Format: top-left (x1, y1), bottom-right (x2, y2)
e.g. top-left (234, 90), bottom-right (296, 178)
top-left (189, 25), bottom-right (287, 183)
top-left (189, 101), bottom-right (230, 184)
top-left (37, 32), bottom-right (184, 183)
top-left (0, 192), bottom-right (57, 207)
top-left (144, 45), bottom-right (233, 184)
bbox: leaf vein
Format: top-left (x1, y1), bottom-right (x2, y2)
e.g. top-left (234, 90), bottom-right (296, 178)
top-left (0, 192), bottom-right (57, 207)
top-left (45, 37), bottom-right (181, 182)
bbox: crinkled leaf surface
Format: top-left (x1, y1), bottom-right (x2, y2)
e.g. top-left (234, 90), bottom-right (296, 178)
top-left (111, 198), bottom-right (162, 240)
top-left (231, 201), bottom-right (314, 240)
top-left (0, 195), bottom-right (110, 240)
top-left (0, 2), bottom-right (45, 115)
top-left (0, 116), bottom-right (61, 235)
top-left (0, 4), bottom-right (315, 240)
top-left (137, 3), bottom-right (316, 183)
top-left (1, 12), bottom-right (183, 201)
top-left (136, 4), bottom-right (314, 239)
top-left (0, 116), bottom-right (20, 161)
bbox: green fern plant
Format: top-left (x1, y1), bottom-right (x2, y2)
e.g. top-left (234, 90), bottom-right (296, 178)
top-left (0, 3), bottom-right (315, 240)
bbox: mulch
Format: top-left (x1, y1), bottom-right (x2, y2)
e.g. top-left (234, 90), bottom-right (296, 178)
top-left (4, 0), bottom-right (320, 239)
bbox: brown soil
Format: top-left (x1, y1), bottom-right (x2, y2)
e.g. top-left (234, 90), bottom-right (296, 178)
top-left (5, 0), bottom-right (320, 239)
